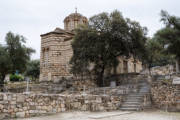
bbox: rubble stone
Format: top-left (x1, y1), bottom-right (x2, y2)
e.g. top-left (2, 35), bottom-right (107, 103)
top-left (0, 93), bottom-right (123, 118)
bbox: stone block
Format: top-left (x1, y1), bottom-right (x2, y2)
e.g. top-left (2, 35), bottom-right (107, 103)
top-left (8, 108), bottom-right (13, 113)
top-left (85, 100), bottom-right (89, 104)
top-left (17, 103), bottom-right (23, 108)
top-left (57, 108), bottom-right (61, 112)
top-left (99, 106), bottom-right (104, 111)
top-left (23, 107), bottom-right (28, 111)
top-left (7, 95), bottom-right (12, 101)
top-left (10, 112), bottom-right (16, 118)
top-left (52, 108), bottom-right (57, 113)
top-left (3, 94), bottom-right (7, 100)
top-left (61, 107), bottom-right (66, 112)
top-left (96, 97), bottom-right (102, 103)
top-left (3, 109), bottom-right (8, 113)
top-left (47, 106), bottom-right (53, 111)
top-left (25, 112), bottom-right (30, 118)
top-left (81, 104), bottom-right (88, 111)
top-left (14, 108), bottom-right (18, 112)
top-left (16, 112), bottom-right (25, 118)
top-left (0, 95), bottom-right (3, 101)
top-left (53, 79), bottom-right (61, 83)
top-left (19, 108), bottom-right (23, 112)
top-left (0, 104), bottom-right (3, 109)
top-left (73, 102), bottom-right (81, 108)
top-left (17, 95), bottom-right (25, 102)
top-left (60, 103), bottom-right (65, 108)
top-left (38, 110), bottom-right (47, 114)
top-left (41, 106), bottom-right (47, 110)
top-left (29, 110), bottom-right (37, 114)
top-left (36, 106), bottom-right (41, 110)
top-left (30, 102), bottom-right (35, 105)
top-left (30, 105), bottom-right (36, 110)
top-left (10, 101), bottom-right (16, 105)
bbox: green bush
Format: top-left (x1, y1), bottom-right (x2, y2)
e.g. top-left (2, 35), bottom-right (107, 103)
top-left (10, 74), bottom-right (23, 82)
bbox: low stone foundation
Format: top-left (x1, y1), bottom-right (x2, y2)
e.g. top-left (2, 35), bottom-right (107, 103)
top-left (0, 93), bottom-right (123, 118)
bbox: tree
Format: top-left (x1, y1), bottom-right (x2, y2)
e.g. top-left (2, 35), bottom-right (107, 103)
top-left (0, 45), bottom-right (11, 83)
top-left (145, 38), bottom-right (164, 74)
top-left (155, 10), bottom-right (180, 73)
top-left (25, 60), bottom-right (40, 81)
top-left (5, 32), bottom-right (35, 74)
top-left (70, 10), bottom-right (147, 86)
top-left (127, 19), bottom-right (147, 72)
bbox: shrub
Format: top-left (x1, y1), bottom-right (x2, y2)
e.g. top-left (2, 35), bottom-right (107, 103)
top-left (10, 74), bottom-right (23, 82)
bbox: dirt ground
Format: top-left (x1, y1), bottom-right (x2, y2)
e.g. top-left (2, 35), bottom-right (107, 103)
top-left (16, 110), bottom-right (180, 120)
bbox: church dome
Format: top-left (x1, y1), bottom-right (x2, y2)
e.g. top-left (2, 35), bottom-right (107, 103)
top-left (64, 11), bottom-right (88, 31)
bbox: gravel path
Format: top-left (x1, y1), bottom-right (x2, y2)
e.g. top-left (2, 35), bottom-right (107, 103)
top-left (17, 110), bottom-right (180, 120)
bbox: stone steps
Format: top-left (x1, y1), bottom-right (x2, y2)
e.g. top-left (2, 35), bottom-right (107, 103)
top-left (121, 104), bottom-right (142, 107)
top-left (120, 79), bottom-right (151, 111)
top-left (123, 102), bottom-right (142, 105)
top-left (126, 96), bottom-right (144, 98)
top-left (125, 100), bottom-right (142, 103)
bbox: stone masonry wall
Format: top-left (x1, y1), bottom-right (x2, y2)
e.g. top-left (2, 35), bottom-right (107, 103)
top-left (151, 82), bottom-right (180, 111)
top-left (0, 93), bottom-right (123, 118)
top-left (40, 33), bottom-right (73, 82)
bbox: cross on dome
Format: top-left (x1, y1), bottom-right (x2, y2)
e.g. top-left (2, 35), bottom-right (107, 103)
top-left (75, 7), bottom-right (77, 13)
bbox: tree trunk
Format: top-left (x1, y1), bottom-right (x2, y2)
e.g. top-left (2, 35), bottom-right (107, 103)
top-left (0, 74), bottom-right (5, 92)
top-left (176, 59), bottom-right (180, 74)
top-left (148, 64), bottom-right (152, 77)
top-left (97, 65), bottom-right (105, 87)
top-left (0, 74), bottom-right (5, 84)
top-left (134, 63), bottom-right (136, 73)
top-left (134, 60), bottom-right (136, 73)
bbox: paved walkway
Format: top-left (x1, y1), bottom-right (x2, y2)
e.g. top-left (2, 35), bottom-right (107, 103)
top-left (17, 110), bottom-right (180, 120)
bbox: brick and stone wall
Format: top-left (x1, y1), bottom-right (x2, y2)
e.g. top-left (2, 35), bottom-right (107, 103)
top-left (0, 93), bottom-right (123, 118)
top-left (40, 31), bottom-right (74, 82)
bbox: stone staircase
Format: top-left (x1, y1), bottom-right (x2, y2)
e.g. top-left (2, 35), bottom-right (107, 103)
top-left (120, 79), bottom-right (151, 111)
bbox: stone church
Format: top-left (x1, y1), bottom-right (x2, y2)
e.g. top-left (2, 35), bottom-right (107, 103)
top-left (40, 11), bottom-right (142, 82)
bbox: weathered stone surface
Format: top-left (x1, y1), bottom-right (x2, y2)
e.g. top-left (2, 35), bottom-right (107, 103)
top-left (17, 95), bottom-right (25, 102)
top-left (30, 105), bottom-right (36, 110)
top-left (0, 93), bottom-right (123, 118)
top-left (16, 112), bottom-right (25, 118)
top-left (3, 94), bottom-right (7, 100)
top-left (151, 80), bottom-right (180, 111)
top-left (151, 65), bottom-right (174, 75)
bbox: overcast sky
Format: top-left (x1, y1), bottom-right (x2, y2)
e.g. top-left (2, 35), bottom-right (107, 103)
top-left (0, 0), bottom-right (179, 59)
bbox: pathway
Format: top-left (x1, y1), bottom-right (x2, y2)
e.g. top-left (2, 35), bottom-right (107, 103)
top-left (16, 110), bottom-right (180, 120)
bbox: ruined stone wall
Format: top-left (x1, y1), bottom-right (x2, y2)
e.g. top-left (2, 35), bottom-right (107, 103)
top-left (0, 93), bottom-right (123, 118)
top-left (40, 33), bottom-right (73, 82)
top-left (110, 56), bottom-right (143, 74)
top-left (151, 65), bottom-right (175, 75)
top-left (151, 82), bottom-right (180, 111)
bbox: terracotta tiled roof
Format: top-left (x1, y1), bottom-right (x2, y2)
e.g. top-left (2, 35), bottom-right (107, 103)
top-left (40, 27), bottom-right (74, 36)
